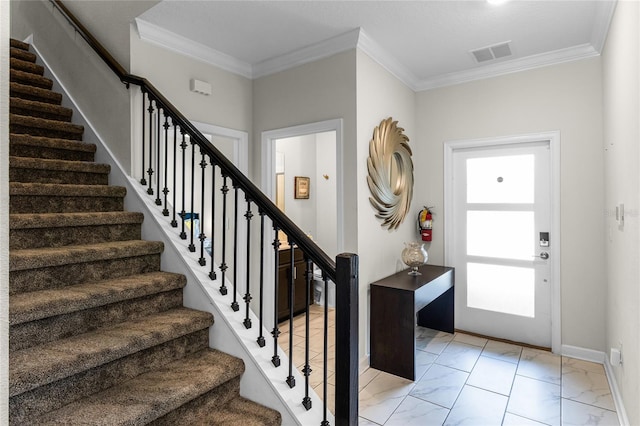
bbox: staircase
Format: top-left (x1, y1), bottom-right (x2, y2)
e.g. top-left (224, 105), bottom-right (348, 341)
top-left (8, 38), bottom-right (281, 425)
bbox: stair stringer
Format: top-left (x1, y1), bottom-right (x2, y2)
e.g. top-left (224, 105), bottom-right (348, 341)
top-left (28, 39), bottom-right (331, 426)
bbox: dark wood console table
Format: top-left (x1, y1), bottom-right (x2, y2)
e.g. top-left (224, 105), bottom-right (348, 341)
top-left (370, 264), bottom-right (454, 380)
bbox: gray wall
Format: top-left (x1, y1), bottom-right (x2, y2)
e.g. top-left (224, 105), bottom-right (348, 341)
top-left (11, 0), bottom-right (133, 173)
top-left (415, 58), bottom-right (606, 353)
top-left (603, 1), bottom-right (640, 424)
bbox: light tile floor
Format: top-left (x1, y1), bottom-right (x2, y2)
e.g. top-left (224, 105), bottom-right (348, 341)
top-left (279, 308), bottom-right (619, 426)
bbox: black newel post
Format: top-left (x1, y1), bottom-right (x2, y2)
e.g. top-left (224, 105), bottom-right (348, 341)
top-left (334, 253), bottom-right (359, 426)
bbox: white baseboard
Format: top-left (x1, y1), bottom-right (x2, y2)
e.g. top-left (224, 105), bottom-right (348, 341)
top-left (561, 344), bottom-right (605, 363)
top-left (561, 345), bottom-right (629, 426)
top-left (603, 357), bottom-right (630, 426)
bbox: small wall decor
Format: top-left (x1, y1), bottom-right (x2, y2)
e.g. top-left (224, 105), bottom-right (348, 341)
top-left (294, 176), bottom-right (310, 199)
top-left (367, 117), bottom-right (414, 230)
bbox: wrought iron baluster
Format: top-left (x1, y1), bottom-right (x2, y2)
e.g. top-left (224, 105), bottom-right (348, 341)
top-left (271, 224), bottom-right (281, 367)
top-left (188, 136), bottom-right (196, 252)
top-left (140, 89), bottom-right (146, 186)
top-left (179, 129), bottom-right (187, 239)
top-left (286, 242), bottom-right (296, 389)
top-left (146, 99), bottom-right (154, 195)
top-left (219, 174), bottom-right (229, 295)
top-left (243, 197), bottom-right (253, 329)
top-left (302, 257), bottom-right (313, 410)
top-left (161, 112), bottom-right (170, 214)
top-left (155, 106), bottom-right (162, 206)
top-left (198, 149), bottom-right (207, 266)
top-left (257, 210), bottom-right (266, 347)
top-left (322, 272), bottom-right (329, 426)
top-left (209, 160), bottom-right (216, 280)
top-left (170, 121), bottom-right (178, 227)
top-left (231, 184), bottom-right (240, 312)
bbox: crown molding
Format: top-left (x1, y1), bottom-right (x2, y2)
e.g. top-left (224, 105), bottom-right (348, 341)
top-left (355, 29), bottom-right (420, 91)
top-left (252, 28), bottom-right (361, 79)
top-left (415, 43), bottom-right (600, 91)
top-left (590, 0), bottom-right (617, 53)
top-left (134, 18), bottom-right (253, 79)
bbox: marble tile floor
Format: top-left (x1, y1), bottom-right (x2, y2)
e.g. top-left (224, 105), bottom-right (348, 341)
top-left (279, 309), bottom-right (619, 426)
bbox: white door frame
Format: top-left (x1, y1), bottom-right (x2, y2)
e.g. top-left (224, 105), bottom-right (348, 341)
top-left (190, 120), bottom-right (249, 175)
top-left (259, 119), bottom-right (343, 331)
top-left (261, 118), bottom-right (344, 254)
top-left (444, 131), bottom-right (561, 353)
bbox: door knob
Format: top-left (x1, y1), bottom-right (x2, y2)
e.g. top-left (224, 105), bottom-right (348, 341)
top-left (533, 252), bottom-right (549, 260)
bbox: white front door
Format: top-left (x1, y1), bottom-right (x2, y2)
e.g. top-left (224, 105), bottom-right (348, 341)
top-left (451, 141), bottom-right (553, 347)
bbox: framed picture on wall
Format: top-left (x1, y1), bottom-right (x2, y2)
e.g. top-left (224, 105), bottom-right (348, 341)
top-left (294, 176), bottom-right (310, 199)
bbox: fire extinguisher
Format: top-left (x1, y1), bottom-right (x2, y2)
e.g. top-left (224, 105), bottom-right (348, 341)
top-left (418, 206), bottom-right (433, 242)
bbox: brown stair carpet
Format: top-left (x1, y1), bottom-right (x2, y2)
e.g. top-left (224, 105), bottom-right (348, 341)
top-left (8, 38), bottom-right (281, 425)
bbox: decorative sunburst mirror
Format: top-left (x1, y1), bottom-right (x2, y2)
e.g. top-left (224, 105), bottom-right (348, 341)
top-left (367, 117), bottom-right (414, 230)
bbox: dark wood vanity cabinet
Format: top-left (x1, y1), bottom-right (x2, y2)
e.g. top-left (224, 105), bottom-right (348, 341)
top-left (277, 247), bottom-right (313, 323)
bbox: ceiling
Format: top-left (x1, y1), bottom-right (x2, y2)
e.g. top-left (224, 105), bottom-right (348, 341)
top-left (136, 0), bottom-right (617, 91)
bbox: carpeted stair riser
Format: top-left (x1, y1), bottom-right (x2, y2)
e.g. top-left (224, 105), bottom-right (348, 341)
top-left (9, 156), bottom-right (110, 185)
top-left (10, 212), bottom-right (143, 250)
top-left (10, 97), bottom-right (73, 122)
top-left (10, 57), bottom-right (45, 77)
top-left (10, 68), bottom-right (53, 90)
top-left (10, 114), bottom-right (84, 140)
top-left (10, 38), bottom-right (30, 51)
top-left (10, 82), bottom-right (63, 105)
top-left (11, 289), bottom-right (184, 352)
top-left (188, 396), bottom-right (282, 426)
top-left (10, 133), bottom-right (95, 162)
top-left (10, 182), bottom-right (125, 214)
top-left (10, 308), bottom-right (214, 397)
top-left (10, 272), bottom-right (186, 325)
top-left (10, 242), bottom-right (163, 295)
top-left (29, 349), bottom-right (244, 425)
top-left (9, 329), bottom-right (210, 425)
top-left (10, 46), bottom-right (36, 63)
top-left (151, 377), bottom-right (240, 425)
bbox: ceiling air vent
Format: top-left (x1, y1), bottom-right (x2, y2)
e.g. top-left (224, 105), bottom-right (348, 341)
top-left (470, 41), bottom-right (513, 63)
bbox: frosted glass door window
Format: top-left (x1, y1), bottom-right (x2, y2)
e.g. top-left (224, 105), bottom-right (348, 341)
top-left (467, 155), bottom-right (534, 203)
top-left (467, 211), bottom-right (534, 260)
top-left (467, 263), bottom-right (535, 317)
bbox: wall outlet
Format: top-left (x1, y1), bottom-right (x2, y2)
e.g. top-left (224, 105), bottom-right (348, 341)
top-left (610, 347), bottom-right (622, 366)
top-left (616, 203), bottom-right (624, 227)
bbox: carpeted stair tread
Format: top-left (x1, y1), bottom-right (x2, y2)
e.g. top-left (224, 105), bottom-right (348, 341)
top-left (10, 82), bottom-right (62, 105)
top-left (10, 182), bottom-right (126, 214)
top-left (9, 240), bottom-right (164, 272)
top-left (10, 57), bottom-right (45, 76)
top-left (10, 133), bottom-right (95, 161)
top-left (10, 38), bottom-right (30, 51)
top-left (10, 271), bottom-right (185, 325)
top-left (10, 97), bottom-right (73, 122)
top-left (10, 46), bottom-right (36, 63)
top-left (10, 211), bottom-right (143, 230)
top-left (9, 155), bottom-right (110, 185)
top-left (9, 211), bottom-right (144, 249)
top-left (10, 181), bottom-right (125, 197)
top-left (10, 68), bottom-right (53, 90)
top-left (10, 308), bottom-right (215, 397)
top-left (30, 349), bottom-right (244, 426)
top-left (9, 155), bottom-right (109, 174)
top-left (10, 113), bottom-right (84, 140)
top-left (204, 396), bottom-right (283, 426)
